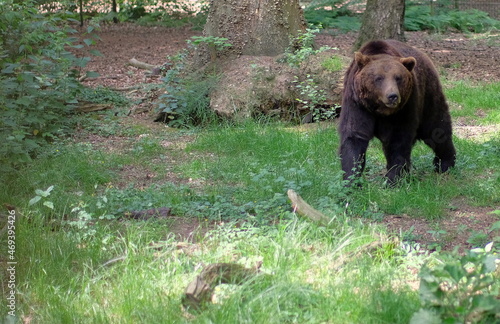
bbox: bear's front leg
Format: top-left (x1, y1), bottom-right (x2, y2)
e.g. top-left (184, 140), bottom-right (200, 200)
top-left (340, 134), bottom-right (371, 183)
top-left (338, 101), bottom-right (375, 185)
top-left (382, 139), bottom-right (413, 185)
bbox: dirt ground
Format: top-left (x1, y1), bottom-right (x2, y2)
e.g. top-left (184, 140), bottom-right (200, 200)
top-left (77, 23), bottom-right (499, 251)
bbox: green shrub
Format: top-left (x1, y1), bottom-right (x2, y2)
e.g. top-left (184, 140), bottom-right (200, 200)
top-left (304, 1), bottom-right (361, 31)
top-left (411, 243), bottom-right (500, 324)
top-left (448, 9), bottom-right (500, 33)
top-left (283, 27), bottom-right (333, 67)
top-left (129, 1), bottom-right (209, 29)
top-left (0, 0), bottom-right (95, 170)
top-left (405, 2), bottom-right (500, 32)
top-left (156, 41), bottom-right (222, 128)
top-left (321, 55), bottom-right (344, 72)
top-left (77, 86), bottom-right (132, 107)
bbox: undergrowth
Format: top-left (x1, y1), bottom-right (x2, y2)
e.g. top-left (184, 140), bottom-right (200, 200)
top-left (303, 0), bottom-right (500, 33)
top-left (0, 0), bottom-right (99, 171)
top-left (404, 3), bottom-right (500, 33)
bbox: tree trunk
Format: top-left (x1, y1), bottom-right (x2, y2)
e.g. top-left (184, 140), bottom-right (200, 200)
top-left (79, 0), bottom-right (84, 27)
top-left (353, 0), bottom-right (406, 51)
top-left (196, 0), bottom-right (308, 64)
top-left (112, 0), bottom-right (118, 24)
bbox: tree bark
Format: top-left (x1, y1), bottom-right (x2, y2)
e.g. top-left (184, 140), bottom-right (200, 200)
top-left (196, 0), bottom-right (308, 64)
top-left (353, 0), bottom-right (406, 51)
top-left (79, 0), bottom-right (84, 27)
top-left (112, 0), bottom-right (118, 23)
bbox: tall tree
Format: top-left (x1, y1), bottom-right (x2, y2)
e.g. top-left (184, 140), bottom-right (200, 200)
top-left (353, 0), bottom-right (406, 50)
top-left (195, 0), bottom-right (308, 64)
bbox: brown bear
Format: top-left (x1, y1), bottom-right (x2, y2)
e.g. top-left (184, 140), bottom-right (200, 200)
top-left (339, 39), bottom-right (456, 185)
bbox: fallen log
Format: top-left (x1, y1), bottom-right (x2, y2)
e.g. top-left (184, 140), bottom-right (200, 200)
top-left (287, 189), bottom-right (331, 225)
top-left (128, 58), bottom-right (158, 72)
top-left (122, 207), bottom-right (171, 220)
top-left (182, 262), bottom-right (264, 311)
top-left (74, 103), bottom-right (112, 113)
top-left (109, 86), bottom-right (140, 92)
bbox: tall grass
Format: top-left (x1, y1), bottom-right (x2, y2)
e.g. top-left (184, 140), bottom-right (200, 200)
top-left (11, 212), bottom-right (420, 323)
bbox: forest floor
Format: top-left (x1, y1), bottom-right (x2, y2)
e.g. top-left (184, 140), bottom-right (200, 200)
top-left (76, 23), bottom-right (499, 251)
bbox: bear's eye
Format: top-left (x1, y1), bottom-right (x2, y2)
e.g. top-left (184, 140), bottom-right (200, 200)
top-left (374, 76), bottom-right (384, 83)
top-left (395, 75), bottom-right (403, 83)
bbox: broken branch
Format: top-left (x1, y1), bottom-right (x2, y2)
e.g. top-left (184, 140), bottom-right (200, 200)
top-left (287, 189), bottom-right (331, 225)
top-left (74, 103), bottom-right (112, 113)
top-left (128, 58), bottom-right (158, 71)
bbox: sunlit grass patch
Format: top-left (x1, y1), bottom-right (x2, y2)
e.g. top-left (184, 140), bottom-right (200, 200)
top-left (446, 81), bottom-right (500, 125)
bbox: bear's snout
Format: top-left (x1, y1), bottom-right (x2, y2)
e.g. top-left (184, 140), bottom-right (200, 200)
top-left (383, 91), bottom-right (400, 108)
top-left (387, 93), bottom-right (399, 104)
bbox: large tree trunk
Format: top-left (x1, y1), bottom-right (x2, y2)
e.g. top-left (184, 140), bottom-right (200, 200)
top-left (196, 0), bottom-right (307, 64)
top-left (162, 0), bottom-right (342, 123)
top-left (353, 0), bottom-right (406, 51)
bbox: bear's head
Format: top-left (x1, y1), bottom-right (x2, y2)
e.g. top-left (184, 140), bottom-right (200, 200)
top-left (354, 52), bottom-right (416, 116)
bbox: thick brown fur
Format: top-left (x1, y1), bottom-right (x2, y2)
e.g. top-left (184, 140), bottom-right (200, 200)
top-left (339, 40), bottom-right (456, 185)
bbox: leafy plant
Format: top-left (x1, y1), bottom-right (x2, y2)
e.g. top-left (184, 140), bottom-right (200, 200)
top-left (294, 75), bottom-right (338, 122)
top-left (28, 185), bottom-right (55, 210)
top-left (412, 243), bottom-right (500, 324)
top-left (321, 55), bottom-right (344, 72)
top-left (122, 0), bottom-right (209, 28)
top-left (294, 76), bottom-right (326, 113)
top-left (119, 1), bottom-right (147, 20)
top-left (404, 2), bottom-right (500, 33)
top-left (0, 0), bottom-right (97, 170)
top-left (304, 1), bottom-right (361, 31)
top-left (77, 86), bottom-right (132, 107)
top-left (283, 27), bottom-right (332, 67)
top-left (188, 36), bottom-right (232, 62)
top-left (156, 51), bottom-right (220, 128)
top-left (467, 231), bottom-right (490, 248)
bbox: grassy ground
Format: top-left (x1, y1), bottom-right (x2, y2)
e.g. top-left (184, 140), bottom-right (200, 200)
top-left (1, 78), bottom-right (499, 322)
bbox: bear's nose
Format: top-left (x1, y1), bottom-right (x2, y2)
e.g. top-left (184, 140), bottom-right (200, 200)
top-left (387, 93), bottom-right (399, 103)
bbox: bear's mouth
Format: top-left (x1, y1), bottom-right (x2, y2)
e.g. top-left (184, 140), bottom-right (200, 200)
top-left (375, 101), bottom-right (400, 115)
top-left (384, 102), bottom-right (399, 109)
top-left (383, 93), bottom-right (401, 108)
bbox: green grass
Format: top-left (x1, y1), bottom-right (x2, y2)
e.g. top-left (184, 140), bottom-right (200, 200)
top-left (182, 120), bottom-right (499, 220)
top-left (0, 143), bottom-right (116, 213)
top-left (445, 81), bottom-right (500, 124)
top-left (12, 213), bottom-right (421, 323)
top-left (321, 55), bottom-right (345, 72)
top-left (1, 80), bottom-right (499, 322)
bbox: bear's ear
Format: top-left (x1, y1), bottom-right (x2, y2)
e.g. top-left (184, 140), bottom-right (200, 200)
top-left (354, 52), bottom-right (371, 68)
top-left (400, 57), bottom-right (416, 72)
